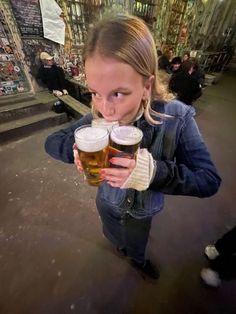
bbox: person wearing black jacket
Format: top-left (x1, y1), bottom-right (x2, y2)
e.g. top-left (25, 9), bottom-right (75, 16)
top-left (169, 60), bottom-right (202, 106)
top-left (37, 51), bottom-right (68, 97)
top-left (190, 57), bottom-right (205, 87)
top-left (170, 56), bottom-right (182, 74)
top-left (158, 48), bottom-right (172, 73)
top-left (37, 52), bottom-right (80, 112)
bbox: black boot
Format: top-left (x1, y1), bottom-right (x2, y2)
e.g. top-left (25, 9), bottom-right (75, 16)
top-left (130, 259), bottom-right (160, 280)
top-left (116, 247), bottom-right (127, 257)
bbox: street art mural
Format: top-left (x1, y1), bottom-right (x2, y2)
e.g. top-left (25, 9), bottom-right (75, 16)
top-left (0, 10), bottom-right (28, 96)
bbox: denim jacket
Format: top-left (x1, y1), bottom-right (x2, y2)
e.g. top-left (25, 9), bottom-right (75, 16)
top-left (45, 100), bottom-right (221, 218)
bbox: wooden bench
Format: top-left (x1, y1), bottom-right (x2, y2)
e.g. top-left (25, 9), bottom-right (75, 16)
top-left (57, 94), bottom-right (91, 116)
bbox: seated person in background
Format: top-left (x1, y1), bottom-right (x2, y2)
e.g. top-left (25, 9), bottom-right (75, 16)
top-left (157, 49), bottom-right (162, 58)
top-left (182, 51), bottom-right (190, 62)
top-left (168, 48), bottom-right (174, 62)
top-left (169, 60), bottom-right (202, 106)
top-left (158, 48), bottom-right (172, 73)
top-left (37, 52), bottom-right (68, 97)
top-left (190, 57), bottom-right (205, 87)
top-left (170, 56), bottom-right (182, 74)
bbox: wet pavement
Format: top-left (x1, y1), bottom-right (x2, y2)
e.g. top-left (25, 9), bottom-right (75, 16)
top-left (0, 70), bottom-right (236, 314)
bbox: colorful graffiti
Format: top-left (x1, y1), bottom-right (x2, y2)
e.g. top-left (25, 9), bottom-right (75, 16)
top-left (0, 10), bottom-right (28, 96)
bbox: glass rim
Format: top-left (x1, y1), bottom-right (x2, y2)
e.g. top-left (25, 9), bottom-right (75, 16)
top-left (74, 124), bottom-right (109, 142)
top-left (110, 125), bottom-right (143, 145)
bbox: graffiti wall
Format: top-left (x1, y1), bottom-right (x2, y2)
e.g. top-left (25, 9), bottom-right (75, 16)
top-left (0, 11), bottom-right (28, 96)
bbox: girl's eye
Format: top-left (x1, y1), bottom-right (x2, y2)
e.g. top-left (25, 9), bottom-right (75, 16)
top-left (91, 92), bottom-right (102, 99)
top-left (113, 92), bottom-right (123, 98)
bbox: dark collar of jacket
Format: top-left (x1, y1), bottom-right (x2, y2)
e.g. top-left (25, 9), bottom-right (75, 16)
top-left (134, 99), bottom-right (195, 160)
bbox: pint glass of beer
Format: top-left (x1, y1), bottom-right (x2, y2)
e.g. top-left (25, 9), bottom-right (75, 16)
top-left (109, 125), bottom-right (143, 161)
top-left (74, 125), bottom-right (109, 186)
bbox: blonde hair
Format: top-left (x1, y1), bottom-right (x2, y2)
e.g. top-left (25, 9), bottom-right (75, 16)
top-left (83, 15), bottom-right (174, 124)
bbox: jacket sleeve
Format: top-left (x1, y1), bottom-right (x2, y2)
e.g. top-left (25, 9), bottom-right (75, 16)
top-left (36, 66), bottom-right (47, 85)
top-left (56, 66), bottom-right (67, 90)
top-left (168, 74), bottom-right (178, 93)
top-left (44, 114), bottom-right (93, 163)
top-left (150, 113), bottom-right (221, 198)
top-left (191, 78), bottom-right (202, 101)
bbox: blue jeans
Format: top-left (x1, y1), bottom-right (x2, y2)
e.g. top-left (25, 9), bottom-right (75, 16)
top-left (96, 197), bottom-right (152, 263)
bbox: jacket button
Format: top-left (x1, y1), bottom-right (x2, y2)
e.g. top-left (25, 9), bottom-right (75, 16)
top-left (127, 198), bottom-right (131, 203)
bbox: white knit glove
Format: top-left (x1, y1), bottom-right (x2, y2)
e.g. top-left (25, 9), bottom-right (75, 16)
top-left (121, 148), bottom-right (155, 191)
top-left (53, 90), bottom-right (63, 97)
top-left (62, 89), bottom-right (68, 95)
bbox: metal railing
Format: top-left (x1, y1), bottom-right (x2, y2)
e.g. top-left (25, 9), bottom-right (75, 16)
top-left (196, 51), bottom-right (233, 73)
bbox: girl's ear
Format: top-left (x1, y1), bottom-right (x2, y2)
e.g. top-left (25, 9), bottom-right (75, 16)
top-left (143, 75), bottom-right (154, 99)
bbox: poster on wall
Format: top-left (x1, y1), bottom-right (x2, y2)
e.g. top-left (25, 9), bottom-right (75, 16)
top-left (0, 58), bottom-right (26, 96)
top-left (0, 57), bottom-right (26, 96)
top-left (10, 0), bottom-right (43, 37)
top-left (39, 0), bottom-right (65, 45)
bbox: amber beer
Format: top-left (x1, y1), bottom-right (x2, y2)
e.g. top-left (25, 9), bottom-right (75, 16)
top-left (109, 125), bottom-right (143, 161)
top-left (74, 126), bottom-right (109, 186)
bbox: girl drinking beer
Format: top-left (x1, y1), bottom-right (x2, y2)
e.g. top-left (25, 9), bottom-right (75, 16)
top-left (45, 15), bottom-right (221, 280)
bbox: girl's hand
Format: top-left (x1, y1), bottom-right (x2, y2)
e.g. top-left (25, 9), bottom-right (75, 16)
top-left (100, 157), bottom-right (136, 187)
top-left (73, 143), bottom-right (83, 173)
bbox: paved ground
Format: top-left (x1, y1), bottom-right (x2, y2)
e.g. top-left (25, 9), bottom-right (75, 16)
top-left (0, 70), bottom-right (236, 314)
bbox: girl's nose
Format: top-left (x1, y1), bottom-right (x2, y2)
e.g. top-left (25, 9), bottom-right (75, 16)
top-left (101, 98), bottom-right (115, 115)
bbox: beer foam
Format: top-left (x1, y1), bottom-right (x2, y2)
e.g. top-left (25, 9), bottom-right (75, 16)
top-left (92, 119), bottom-right (119, 132)
top-left (75, 127), bottom-right (109, 152)
top-left (110, 126), bottom-right (143, 145)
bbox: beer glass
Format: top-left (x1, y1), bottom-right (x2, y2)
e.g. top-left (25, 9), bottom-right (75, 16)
top-left (92, 118), bottom-right (119, 132)
top-left (74, 125), bottom-right (109, 186)
top-left (109, 125), bottom-right (143, 161)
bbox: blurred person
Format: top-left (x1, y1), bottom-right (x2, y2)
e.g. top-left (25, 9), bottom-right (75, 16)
top-left (201, 226), bottom-right (236, 287)
top-left (170, 56), bottom-right (182, 74)
top-left (182, 51), bottom-right (190, 62)
top-left (190, 57), bottom-right (205, 87)
top-left (157, 49), bottom-right (162, 58)
top-left (158, 48), bottom-right (171, 73)
top-left (169, 48), bottom-right (174, 62)
top-left (169, 59), bottom-right (202, 106)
